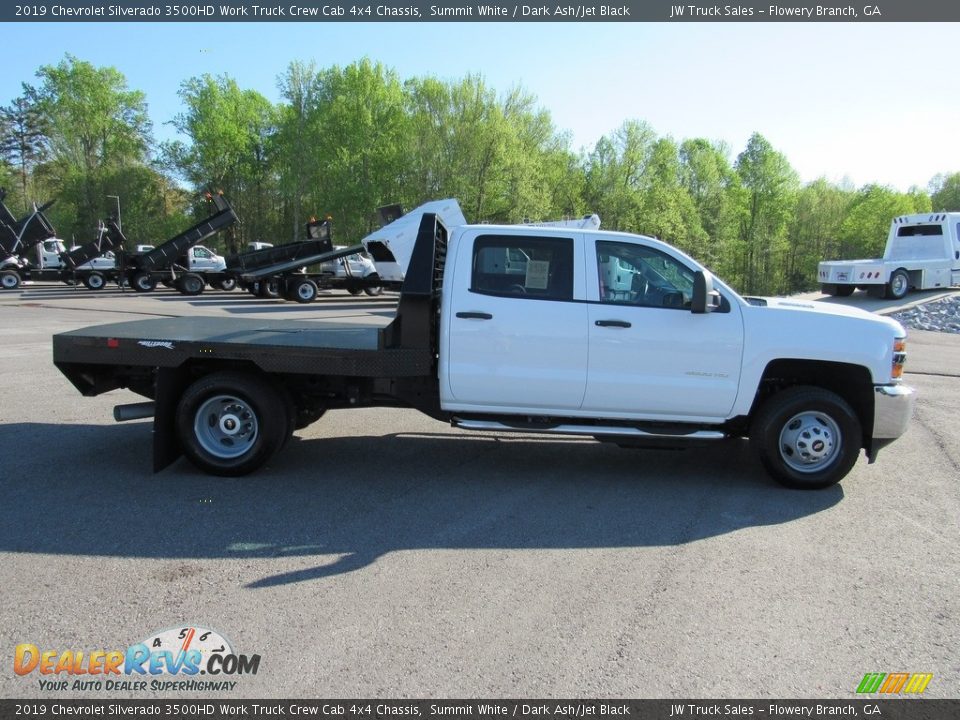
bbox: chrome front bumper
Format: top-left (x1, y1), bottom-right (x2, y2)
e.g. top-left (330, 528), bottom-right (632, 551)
top-left (867, 384), bottom-right (915, 462)
top-left (873, 384), bottom-right (916, 440)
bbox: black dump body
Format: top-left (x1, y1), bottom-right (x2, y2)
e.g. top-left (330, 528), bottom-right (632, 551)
top-left (124, 193), bottom-right (238, 272)
top-left (0, 189), bottom-right (57, 258)
top-left (54, 212), bottom-right (447, 394)
top-left (222, 217), bottom-right (364, 281)
top-left (60, 219), bottom-right (125, 271)
top-left (225, 221), bottom-right (332, 273)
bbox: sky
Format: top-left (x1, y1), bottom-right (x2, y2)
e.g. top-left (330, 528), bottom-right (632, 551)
top-left (0, 20), bottom-right (958, 193)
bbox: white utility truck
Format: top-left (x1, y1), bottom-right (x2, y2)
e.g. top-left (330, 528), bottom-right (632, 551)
top-left (818, 212), bottom-right (960, 299)
top-left (54, 200), bottom-right (915, 490)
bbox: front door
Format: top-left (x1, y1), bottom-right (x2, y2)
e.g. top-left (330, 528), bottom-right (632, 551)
top-left (584, 237), bottom-right (744, 420)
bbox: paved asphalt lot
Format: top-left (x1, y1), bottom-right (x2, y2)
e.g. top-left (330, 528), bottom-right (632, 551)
top-left (0, 283), bottom-right (958, 699)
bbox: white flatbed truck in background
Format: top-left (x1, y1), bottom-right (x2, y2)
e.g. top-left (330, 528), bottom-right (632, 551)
top-left (818, 212), bottom-right (960, 299)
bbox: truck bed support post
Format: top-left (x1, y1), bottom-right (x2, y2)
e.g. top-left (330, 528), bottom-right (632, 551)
top-left (152, 367), bottom-right (188, 473)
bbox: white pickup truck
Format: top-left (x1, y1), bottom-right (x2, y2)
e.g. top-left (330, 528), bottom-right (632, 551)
top-left (53, 200), bottom-right (915, 490)
top-left (818, 212), bottom-right (960, 299)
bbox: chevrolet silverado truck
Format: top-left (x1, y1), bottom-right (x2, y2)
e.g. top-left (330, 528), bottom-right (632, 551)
top-left (53, 200), bottom-right (915, 489)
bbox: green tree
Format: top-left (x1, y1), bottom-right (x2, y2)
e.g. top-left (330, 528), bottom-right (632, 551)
top-left (583, 120), bottom-right (657, 231)
top-left (165, 74), bottom-right (277, 249)
top-left (929, 172), bottom-right (960, 211)
top-left (836, 185), bottom-right (931, 259)
top-left (30, 55), bottom-right (152, 241)
top-left (787, 178), bottom-right (854, 291)
top-left (313, 59), bottom-right (409, 238)
top-left (276, 60), bottom-right (322, 241)
top-left (0, 88), bottom-right (47, 210)
top-left (734, 133), bottom-right (799, 294)
top-left (678, 138), bottom-right (741, 275)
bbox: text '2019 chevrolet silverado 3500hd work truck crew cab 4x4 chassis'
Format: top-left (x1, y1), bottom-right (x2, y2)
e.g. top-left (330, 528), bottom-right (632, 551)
top-left (53, 200), bottom-right (915, 489)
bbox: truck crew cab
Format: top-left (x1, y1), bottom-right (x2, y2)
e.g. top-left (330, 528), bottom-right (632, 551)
top-left (54, 201), bottom-right (915, 489)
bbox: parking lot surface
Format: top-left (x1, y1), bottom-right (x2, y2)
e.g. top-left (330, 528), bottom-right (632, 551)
top-left (1, 283), bottom-right (958, 698)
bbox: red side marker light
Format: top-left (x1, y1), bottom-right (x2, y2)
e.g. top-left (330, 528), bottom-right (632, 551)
top-left (107, 338), bottom-right (119, 348)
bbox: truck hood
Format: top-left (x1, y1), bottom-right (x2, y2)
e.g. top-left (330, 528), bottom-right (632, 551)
top-left (750, 296), bottom-right (906, 335)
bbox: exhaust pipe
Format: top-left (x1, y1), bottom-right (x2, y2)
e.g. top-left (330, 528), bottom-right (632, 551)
top-left (113, 402), bottom-right (155, 422)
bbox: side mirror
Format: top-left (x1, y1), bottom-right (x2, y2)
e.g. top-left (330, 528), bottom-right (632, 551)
top-left (691, 270), bottom-right (721, 314)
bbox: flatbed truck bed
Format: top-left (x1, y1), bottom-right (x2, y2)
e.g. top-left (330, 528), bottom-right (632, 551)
top-left (54, 316), bottom-right (432, 385)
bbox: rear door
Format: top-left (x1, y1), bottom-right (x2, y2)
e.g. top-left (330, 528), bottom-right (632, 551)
top-left (442, 229), bottom-right (589, 412)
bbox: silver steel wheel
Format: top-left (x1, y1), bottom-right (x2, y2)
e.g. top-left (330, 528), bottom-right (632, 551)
top-left (890, 271), bottom-right (908, 299)
top-left (1, 272), bottom-right (19, 289)
top-left (193, 394), bottom-right (259, 460)
top-left (778, 411), bottom-right (841, 473)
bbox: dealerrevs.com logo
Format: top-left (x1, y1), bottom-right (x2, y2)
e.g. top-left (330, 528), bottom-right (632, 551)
top-left (14, 625), bottom-right (260, 692)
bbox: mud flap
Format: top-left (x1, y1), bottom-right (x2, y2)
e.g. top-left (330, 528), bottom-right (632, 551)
top-left (153, 367), bottom-right (188, 472)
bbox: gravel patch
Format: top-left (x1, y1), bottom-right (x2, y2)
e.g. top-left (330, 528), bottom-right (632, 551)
top-left (891, 295), bottom-right (960, 334)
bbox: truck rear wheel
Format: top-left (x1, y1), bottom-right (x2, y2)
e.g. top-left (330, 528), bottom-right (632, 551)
top-left (1, 270), bottom-right (20, 290)
top-left (217, 278), bottom-right (237, 291)
top-left (288, 278), bottom-right (318, 303)
top-left (256, 280), bottom-right (280, 299)
top-left (83, 272), bottom-right (106, 290)
top-left (176, 372), bottom-right (287, 476)
top-left (132, 271), bottom-right (156, 293)
top-left (885, 269), bottom-right (910, 300)
top-left (177, 273), bottom-right (205, 296)
top-left (751, 386), bottom-right (861, 489)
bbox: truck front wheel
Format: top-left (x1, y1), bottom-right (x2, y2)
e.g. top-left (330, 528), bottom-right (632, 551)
top-left (176, 372), bottom-right (287, 476)
top-left (885, 269), bottom-right (910, 300)
top-left (751, 386), bottom-right (862, 489)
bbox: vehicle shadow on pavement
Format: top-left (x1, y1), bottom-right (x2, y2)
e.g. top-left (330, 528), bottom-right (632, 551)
top-left (0, 423), bottom-right (843, 589)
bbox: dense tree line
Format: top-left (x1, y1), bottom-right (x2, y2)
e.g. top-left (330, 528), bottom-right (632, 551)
top-left (1, 54), bottom-right (956, 295)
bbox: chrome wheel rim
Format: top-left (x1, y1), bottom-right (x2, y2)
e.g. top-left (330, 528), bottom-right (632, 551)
top-left (1, 274), bottom-right (17, 288)
top-left (297, 283), bottom-right (314, 300)
top-left (194, 394), bottom-right (258, 459)
top-left (892, 273), bottom-right (907, 297)
top-left (778, 411), bottom-right (841, 473)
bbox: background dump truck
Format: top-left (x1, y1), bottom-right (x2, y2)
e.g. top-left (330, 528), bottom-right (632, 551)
top-left (818, 212), bottom-right (960, 299)
top-left (0, 191), bottom-right (58, 289)
top-left (120, 193), bottom-right (239, 294)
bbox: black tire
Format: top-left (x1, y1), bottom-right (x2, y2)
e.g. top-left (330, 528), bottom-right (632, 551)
top-left (751, 386), bottom-right (862, 489)
top-left (884, 269), bottom-right (910, 300)
top-left (347, 287), bottom-right (362, 296)
top-left (289, 277), bottom-right (318, 303)
top-left (0, 270), bottom-right (21, 290)
top-left (176, 372), bottom-right (287, 476)
top-left (256, 279), bottom-right (280, 299)
top-left (132, 271), bottom-right (156, 293)
top-left (83, 272), bottom-right (106, 291)
top-left (834, 285), bottom-right (855, 297)
top-left (177, 273), bottom-right (205, 296)
top-left (218, 277), bottom-right (237, 292)
top-left (363, 283), bottom-right (383, 297)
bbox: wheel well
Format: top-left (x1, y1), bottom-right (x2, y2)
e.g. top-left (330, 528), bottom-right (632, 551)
top-left (751, 359), bottom-right (874, 447)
